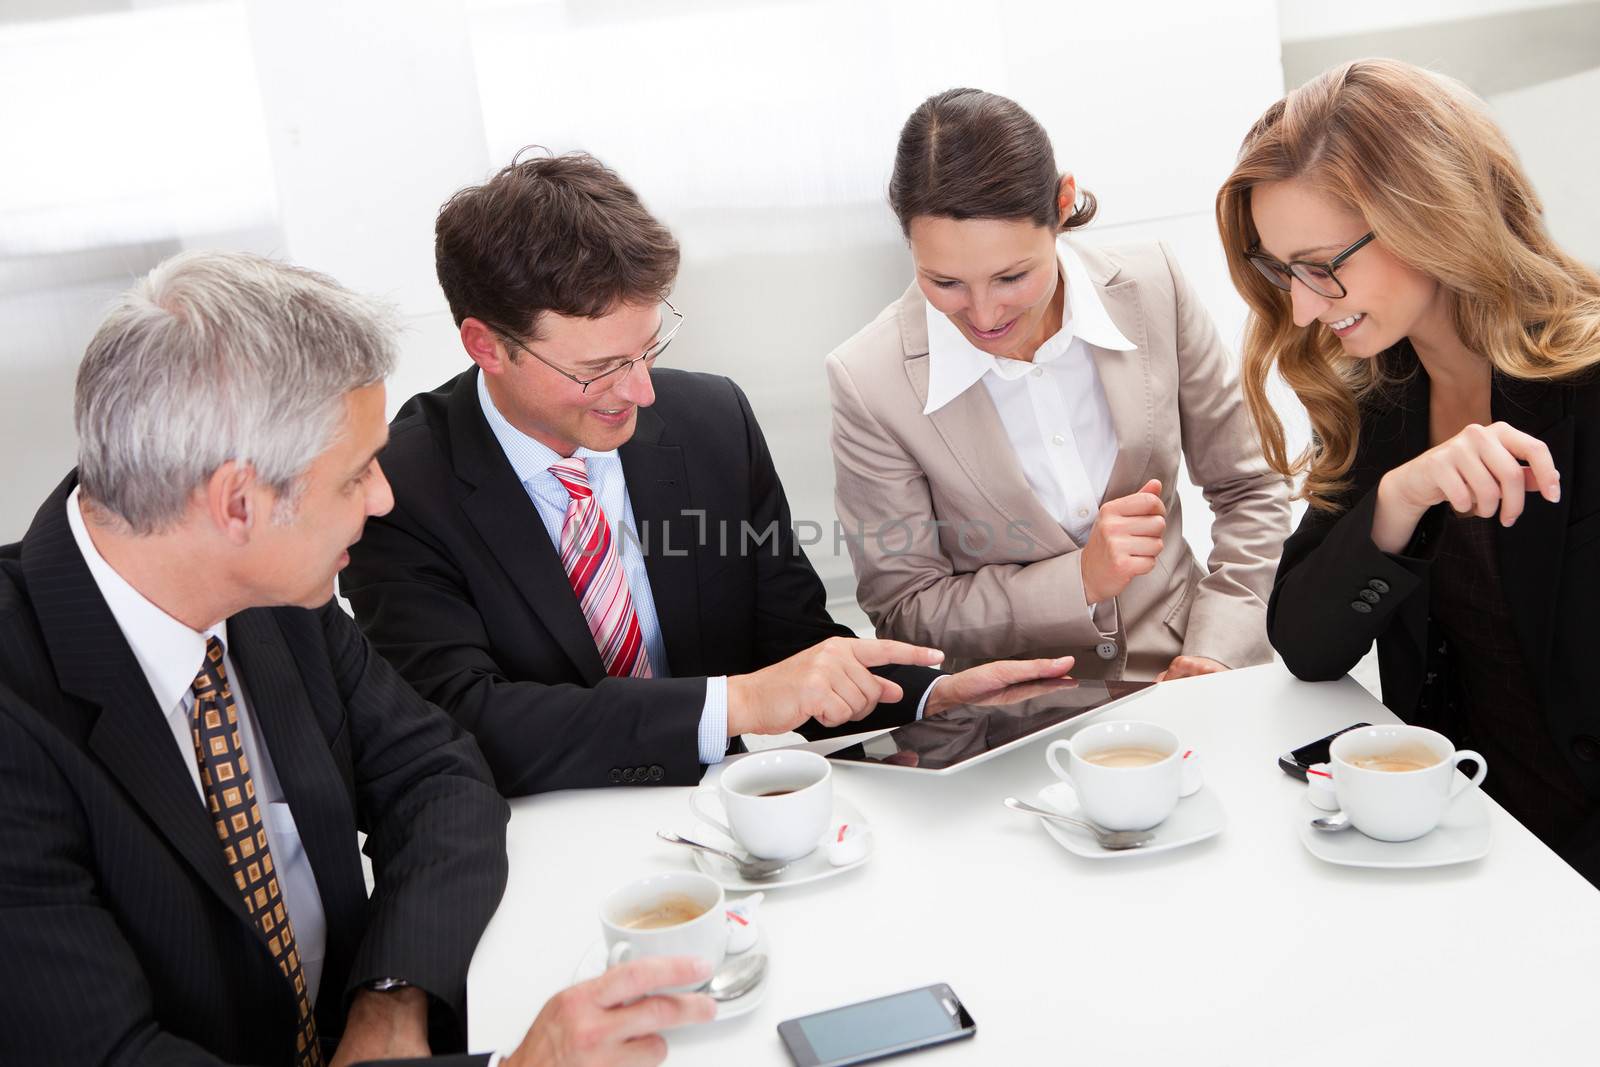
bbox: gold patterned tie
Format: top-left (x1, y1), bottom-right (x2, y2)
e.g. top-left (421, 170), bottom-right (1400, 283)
top-left (190, 637), bottom-right (323, 1067)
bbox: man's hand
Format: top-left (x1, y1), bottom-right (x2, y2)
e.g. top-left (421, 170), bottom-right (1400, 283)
top-left (1081, 479), bottom-right (1166, 606)
top-left (502, 956), bottom-right (715, 1067)
top-left (727, 637), bottom-right (945, 736)
top-left (331, 987), bottom-right (430, 1066)
top-left (1153, 655), bottom-right (1228, 683)
top-left (924, 657), bottom-right (1076, 716)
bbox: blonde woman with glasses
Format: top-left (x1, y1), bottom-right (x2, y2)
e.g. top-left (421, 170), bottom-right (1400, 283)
top-left (1217, 58), bottom-right (1600, 882)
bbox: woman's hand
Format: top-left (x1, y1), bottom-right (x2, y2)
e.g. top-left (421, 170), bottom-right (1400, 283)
top-left (1371, 422), bottom-right (1560, 553)
top-left (1081, 479), bottom-right (1166, 606)
top-left (1154, 655), bottom-right (1228, 682)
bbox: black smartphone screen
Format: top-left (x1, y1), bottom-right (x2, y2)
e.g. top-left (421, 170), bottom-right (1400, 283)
top-left (779, 985), bottom-right (975, 1066)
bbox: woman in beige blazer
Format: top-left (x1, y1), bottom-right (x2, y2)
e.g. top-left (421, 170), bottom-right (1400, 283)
top-left (827, 88), bottom-right (1289, 681)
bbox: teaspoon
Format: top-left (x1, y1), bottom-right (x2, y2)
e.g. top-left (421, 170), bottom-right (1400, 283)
top-left (657, 831), bottom-right (790, 881)
top-left (1310, 810), bottom-right (1353, 832)
top-left (1003, 797), bottom-right (1155, 850)
top-left (706, 952), bottom-right (767, 1002)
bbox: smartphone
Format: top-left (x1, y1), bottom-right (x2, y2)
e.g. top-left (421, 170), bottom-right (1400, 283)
top-left (1278, 722), bottom-right (1371, 780)
top-left (777, 983), bottom-right (976, 1067)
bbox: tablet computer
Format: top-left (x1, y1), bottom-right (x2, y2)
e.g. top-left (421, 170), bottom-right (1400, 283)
top-left (821, 679), bottom-right (1154, 775)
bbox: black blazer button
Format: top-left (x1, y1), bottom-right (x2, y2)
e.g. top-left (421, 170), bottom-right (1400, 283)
top-left (608, 769), bottom-right (623, 783)
top-left (1351, 601), bottom-right (1373, 614)
top-left (1369, 578), bottom-right (1391, 594)
top-left (649, 765), bottom-right (665, 781)
top-left (621, 768), bottom-right (636, 783)
top-left (1359, 589), bottom-right (1380, 604)
top-left (1572, 736), bottom-right (1600, 763)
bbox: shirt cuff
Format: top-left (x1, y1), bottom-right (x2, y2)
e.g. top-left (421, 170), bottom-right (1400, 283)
top-left (1088, 597), bottom-right (1120, 639)
top-left (698, 676), bottom-right (730, 764)
top-left (913, 675), bottom-right (945, 720)
top-left (484, 1054), bottom-right (505, 1067)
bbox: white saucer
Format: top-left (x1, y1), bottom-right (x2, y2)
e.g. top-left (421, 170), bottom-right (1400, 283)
top-left (682, 796), bottom-right (873, 890)
top-left (1296, 788), bottom-right (1491, 869)
top-left (1033, 782), bottom-right (1226, 859)
top-left (573, 925), bottom-right (769, 1022)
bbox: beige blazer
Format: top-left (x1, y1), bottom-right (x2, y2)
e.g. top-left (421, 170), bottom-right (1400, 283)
top-left (826, 240), bottom-right (1289, 680)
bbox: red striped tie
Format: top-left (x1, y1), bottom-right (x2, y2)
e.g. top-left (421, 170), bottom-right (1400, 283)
top-left (549, 457), bottom-right (652, 679)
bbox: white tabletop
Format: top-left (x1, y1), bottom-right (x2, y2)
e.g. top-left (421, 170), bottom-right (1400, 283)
top-left (468, 665), bottom-right (1600, 1065)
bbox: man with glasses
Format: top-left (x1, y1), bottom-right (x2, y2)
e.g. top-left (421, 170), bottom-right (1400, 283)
top-left (341, 152), bottom-right (1074, 795)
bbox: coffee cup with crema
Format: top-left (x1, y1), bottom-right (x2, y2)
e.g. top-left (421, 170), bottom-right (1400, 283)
top-left (1329, 724), bottom-right (1487, 841)
top-left (1045, 720), bottom-right (1188, 831)
top-left (599, 870), bottom-right (727, 990)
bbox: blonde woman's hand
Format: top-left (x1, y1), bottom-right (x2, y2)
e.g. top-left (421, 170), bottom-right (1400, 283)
top-left (1081, 479), bottom-right (1167, 606)
top-left (1372, 422), bottom-right (1561, 553)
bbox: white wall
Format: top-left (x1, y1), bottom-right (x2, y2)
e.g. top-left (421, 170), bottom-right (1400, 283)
top-left (0, 0), bottom-right (1289, 615)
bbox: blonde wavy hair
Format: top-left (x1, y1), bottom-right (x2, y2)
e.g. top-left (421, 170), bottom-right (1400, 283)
top-left (1216, 58), bottom-right (1600, 510)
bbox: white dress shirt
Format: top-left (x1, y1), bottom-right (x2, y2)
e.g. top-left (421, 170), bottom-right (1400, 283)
top-left (65, 487), bottom-right (327, 1003)
top-left (923, 237), bottom-right (1136, 626)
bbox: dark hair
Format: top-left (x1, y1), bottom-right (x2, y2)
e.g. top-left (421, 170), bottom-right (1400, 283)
top-left (434, 148), bottom-right (680, 341)
top-left (888, 88), bottom-right (1096, 235)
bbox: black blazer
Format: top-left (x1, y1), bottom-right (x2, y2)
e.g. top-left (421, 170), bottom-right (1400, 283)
top-left (341, 368), bottom-right (936, 795)
top-left (0, 475), bottom-right (509, 1066)
top-left (1269, 356), bottom-right (1600, 877)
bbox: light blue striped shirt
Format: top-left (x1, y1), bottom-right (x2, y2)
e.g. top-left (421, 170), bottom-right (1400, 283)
top-left (477, 371), bottom-right (729, 764)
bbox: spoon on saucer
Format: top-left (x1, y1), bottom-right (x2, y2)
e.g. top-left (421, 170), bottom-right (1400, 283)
top-left (657, 832), bottom-right (789, 881)
top-left (1310, 810), bottom-right (1353, 832)
top-left (1003, 797), bottom-right (1154, 850)
top-left (707, 952), bottom-right (767, 1002)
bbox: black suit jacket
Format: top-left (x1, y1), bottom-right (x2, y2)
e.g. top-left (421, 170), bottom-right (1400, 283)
top-left (1268, 354), bottom-right (1600, 879)
top-left (0, 475), bottom-right (509, 1066)
top-left (341, 368), bottom-right (937, 795)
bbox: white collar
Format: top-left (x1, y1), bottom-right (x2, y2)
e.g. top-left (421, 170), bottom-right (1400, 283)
top-left (65, 486), bottom-right (225, 714)
top-left (476, 368), bottom-right (617, 485)
top-left (922, 238), bottom-right (1135, 415)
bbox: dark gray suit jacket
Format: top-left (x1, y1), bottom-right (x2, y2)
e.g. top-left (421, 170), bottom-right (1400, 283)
top-left (0, 474), bottom-right (509, 1066)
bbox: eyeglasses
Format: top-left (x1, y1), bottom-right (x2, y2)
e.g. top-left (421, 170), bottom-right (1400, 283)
top-left (495, 298), bottom-right (684, 394)
top-left (1246, 232), bottom-right (1375, 299)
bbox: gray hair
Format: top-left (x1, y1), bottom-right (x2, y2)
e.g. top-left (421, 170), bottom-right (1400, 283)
top-left (75, 250), bottom-right (398, 534)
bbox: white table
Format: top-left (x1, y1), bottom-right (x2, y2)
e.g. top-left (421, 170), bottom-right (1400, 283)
top-left (468, 665), bottom-right (1600, 1065)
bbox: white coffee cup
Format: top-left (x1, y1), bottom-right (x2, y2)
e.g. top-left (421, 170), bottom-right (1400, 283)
top-left (599, 870), bottom-right (727, 992)
top-left (1045, 720), bottom-right (1183, 831)
top-left (1329, 724), bottom-right (1487, 842)
top-left (689, 749), bottom-right (831, 861)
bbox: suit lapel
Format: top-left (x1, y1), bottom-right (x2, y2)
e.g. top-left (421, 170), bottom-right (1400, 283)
top-left (22, 480), bottom-right (254, 927)
top-left (1492, 377), bottom-right (1572, 676)
top-left (228, 610), bottom-right (363, 929)
top-left (897, 287), bottom-right (1076, 555)
top-left (620, 407), bottom-right (704, 677)
top-left (447, 371), bottom-right (607, 681)
top-left (1087, 275), bottom-right (1153, 502)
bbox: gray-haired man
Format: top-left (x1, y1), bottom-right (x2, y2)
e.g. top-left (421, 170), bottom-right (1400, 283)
top-left (0, 251), bottom-right (712, 1067)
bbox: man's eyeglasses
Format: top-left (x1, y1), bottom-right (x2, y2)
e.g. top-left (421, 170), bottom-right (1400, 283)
top-left (1246, 232), bottom-right (1375, 300)
top-left (495, 298), bottom-right (684, 394)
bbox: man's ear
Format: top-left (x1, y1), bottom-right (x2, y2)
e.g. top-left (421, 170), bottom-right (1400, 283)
top-left (203, 460), bottom-right (259, 546)
top-left (462, 318), bottom-right (510, 375)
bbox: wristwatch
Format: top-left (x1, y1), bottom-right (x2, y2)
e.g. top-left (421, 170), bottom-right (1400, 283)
top-left (362, 977), bottom-right (414, 994)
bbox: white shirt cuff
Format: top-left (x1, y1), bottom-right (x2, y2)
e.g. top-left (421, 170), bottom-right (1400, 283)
top-left (484, 1053), bottom-right (505, 1067)
top-left (1088, 597), bottom-right (1119, 639)
top-left (914, 674), bottom-right (945, 720)
top-left (698, 676), bottom-right (730, 764)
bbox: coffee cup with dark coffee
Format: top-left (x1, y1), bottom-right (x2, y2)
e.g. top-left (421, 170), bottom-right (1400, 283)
top-left (689, 750), bottom-right (832, 861)
top-left (1329, 724), bottom-right (1487, 841)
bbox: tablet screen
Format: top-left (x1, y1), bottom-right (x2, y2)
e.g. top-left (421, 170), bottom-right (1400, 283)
top-left (825, 679), bottom-right (1153, 772)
